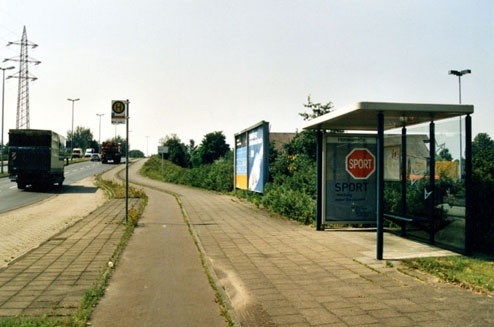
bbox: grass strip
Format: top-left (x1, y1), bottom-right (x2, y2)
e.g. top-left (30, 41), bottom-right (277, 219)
top-left (402, 255), bottom-right (494, 294)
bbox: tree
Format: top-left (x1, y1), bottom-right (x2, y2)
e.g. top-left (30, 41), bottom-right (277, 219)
top-left (299, 95), bottom-right (333, 121)
top-left (67, 126), bottom-right (94, 150)
top-left (160, 134), bottom-right (189, 168)
top-left (436, 147), bottom-right (453, 161)
top-left (288, 96), bottom-right (336, 161)
top-left (472, 133), bottom-right (494, 178)
top-left (471, 132), bottom-right (494, 253)
top-left (129, 149), bottom-right (145, 158)
top-left (196, 131), bottom-right (230, 165)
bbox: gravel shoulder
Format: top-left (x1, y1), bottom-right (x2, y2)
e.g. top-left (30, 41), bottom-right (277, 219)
top-left (0, 176), bottom-right (108, 268)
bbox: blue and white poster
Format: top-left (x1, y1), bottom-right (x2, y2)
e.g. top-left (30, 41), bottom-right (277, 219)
top-left (234, 121), bottom-right (269, 193)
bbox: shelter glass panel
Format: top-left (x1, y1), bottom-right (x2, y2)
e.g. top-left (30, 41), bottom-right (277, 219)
top-left (384, 118), bottom-right (465, 252)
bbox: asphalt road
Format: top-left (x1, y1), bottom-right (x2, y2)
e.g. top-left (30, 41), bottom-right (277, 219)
top-left (0, 160), bottom-right (118, 213)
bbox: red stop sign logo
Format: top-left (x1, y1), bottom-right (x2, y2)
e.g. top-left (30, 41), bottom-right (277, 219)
top-left (345, 148), bottom-right (376, 179)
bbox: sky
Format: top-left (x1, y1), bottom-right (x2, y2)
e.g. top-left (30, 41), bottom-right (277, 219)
top-left (0, 0), bottom-right (492, 157)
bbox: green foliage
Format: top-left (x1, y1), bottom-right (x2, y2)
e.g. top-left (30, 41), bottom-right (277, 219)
top-left (129, 149), bottom-right (145, 158)
top-left (471, 133), bottom-right (494, 252)
top-left (240, 147), bottom-right (317, 224)
top-left (194, 131), bottom-right (230, 166)
top-left (260, 183), bottom-right (315, 224)
top-left (67, 126), bottom-right (94, 150)
top-left (299, 95), bottom-right (333, 121)
top-left (142, 155), bottom-right (233, 193)
top-left (159, 134), bottom-right (189, 168)
top-left (403, 256), bottom-right (494, 293)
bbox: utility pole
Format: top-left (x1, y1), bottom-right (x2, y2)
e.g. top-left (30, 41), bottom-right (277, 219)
top-left (4, 26), bottom-right (41, 129)
top-left (0, 66), bottom-right (15, 174)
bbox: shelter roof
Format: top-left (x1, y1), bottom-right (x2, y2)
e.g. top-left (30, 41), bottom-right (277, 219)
top-left (302, 101), bottom-right (474, 131)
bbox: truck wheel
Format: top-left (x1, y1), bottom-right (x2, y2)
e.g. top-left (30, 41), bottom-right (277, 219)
top-left (17, 182), bottom-right (26, 190)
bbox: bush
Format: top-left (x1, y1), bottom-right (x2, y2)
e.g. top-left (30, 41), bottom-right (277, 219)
top-left (260, 183), bottom-right (315, 224)
top-left (141, 155), bottom-right (233, 193)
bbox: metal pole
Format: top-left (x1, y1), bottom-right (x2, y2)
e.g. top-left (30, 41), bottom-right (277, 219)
top-left (67, 98), bottom-right (80, 151)
top-left (125, 100), bottom-right (129, 224)
top-left (376, 112), bottom-right (384, 260)
top-left (449, 69), bottom-right (471, 180)
top-left (429, 120), bottom-right (436, 244)
top-left (464, 114), bottom-right (472, 255)
top-left (316, 130), bottom-right (323, 231)
top-left (96, 113), bottom-right (104, 149)
top-left (458, 75), bottom-right (463, 180)
top-left (1, 69), bottom-right (6, 174)
top-left (1, 66), bottom-right (14, 174)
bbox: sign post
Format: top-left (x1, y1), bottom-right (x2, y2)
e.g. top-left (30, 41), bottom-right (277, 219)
top-left (111, 99), bottom-right (129, 223)
top-left (158, 146), bottom-right (169, 175)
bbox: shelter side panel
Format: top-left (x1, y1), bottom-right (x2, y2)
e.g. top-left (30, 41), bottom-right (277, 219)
top-left (325, 135), bottom-right (377, 224)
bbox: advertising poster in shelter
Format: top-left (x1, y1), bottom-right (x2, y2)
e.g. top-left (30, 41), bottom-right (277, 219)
top-left (324, 134), bottom-right (377, 224)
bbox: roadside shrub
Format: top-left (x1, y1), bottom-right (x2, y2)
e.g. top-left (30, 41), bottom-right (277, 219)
top-left (141, 155), bottom-right (233, 193)
top-left (260, 183), bottom-right (315, 224)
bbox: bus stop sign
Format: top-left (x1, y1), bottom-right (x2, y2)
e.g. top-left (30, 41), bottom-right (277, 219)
top-left (345, 148), bottom-right (375, 179)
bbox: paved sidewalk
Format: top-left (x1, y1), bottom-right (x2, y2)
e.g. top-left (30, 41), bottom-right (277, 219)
top-left (126, 159), bottom-right (494, 327)
top-left (0, 198), bottom-right (136, 318)
top-left (1, 158), bottom-right (493, 326)
top-left (89, 187), bottom-right (227, 326)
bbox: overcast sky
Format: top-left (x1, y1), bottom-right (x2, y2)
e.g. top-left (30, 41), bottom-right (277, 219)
top-left (0, 1), bottom-right (492, 157)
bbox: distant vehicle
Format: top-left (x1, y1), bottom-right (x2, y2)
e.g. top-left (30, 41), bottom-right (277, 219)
top-left (100, 142), bottom-right (121, 164)
top-left (90, 153), bottom-right (101, 161)
top-left (84, 148), bottom-right (95, 157)
top-left (8, 129), bottom-right (66, 189)
top-left (71, 148), bottom-right (83, 158)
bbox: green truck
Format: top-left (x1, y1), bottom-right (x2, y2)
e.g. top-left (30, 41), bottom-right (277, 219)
top-left (8, 129), bottom-right (66, 189)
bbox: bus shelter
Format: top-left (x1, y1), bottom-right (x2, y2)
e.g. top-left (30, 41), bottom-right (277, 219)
top-left (303, 102), bottom-right (474, 259)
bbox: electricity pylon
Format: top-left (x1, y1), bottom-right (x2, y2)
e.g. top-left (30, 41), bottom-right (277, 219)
top-left (4, 26), bottom-right (41, 129)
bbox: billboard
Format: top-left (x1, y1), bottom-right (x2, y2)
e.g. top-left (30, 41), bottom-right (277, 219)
top-left (324, 134), bottom-right (377, 224)
top-left (234, 121), bottom-right (269, 193)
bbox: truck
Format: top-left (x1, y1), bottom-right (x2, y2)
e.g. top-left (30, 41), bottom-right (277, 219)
top-left (71, 147), bottom-right (83, 158)
top-left (8, 129), bottom-right (66, 189)
top-left (100, 141), bottom-right (121, 164)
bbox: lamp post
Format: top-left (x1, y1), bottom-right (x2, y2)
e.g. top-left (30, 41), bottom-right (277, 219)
top-left (146, 136), bottom-right (149, 157)
top-left (448, 69), bottom-right (471, 180)
top-left (67, 98), bottom-right (80, 151)
top-left (1, 66), bottom-right (15, 174)
top-left (96, 113), bottom-right (104, 150)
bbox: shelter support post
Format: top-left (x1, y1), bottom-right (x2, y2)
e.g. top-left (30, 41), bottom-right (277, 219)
top-left (428, 120), bottom-right (435, 244)
top-left (399, 125), bottom-right (408, 236)
top-left (376, 112), bottom-right (384, 260)
top-left (464, 114), bottom-right (472, 255)
top-left (401, 125), bottom-right (407, 215)
top-left (316, 130), bottom-right (323, 231)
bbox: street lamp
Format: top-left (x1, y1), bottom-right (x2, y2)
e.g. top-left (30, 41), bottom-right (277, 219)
top-left (67, 98), bottom-right (80, 151)
top-left (448, 69), bottom-right (471, 180)
top-left (96, 113), bottom-right (104, 149)
top-left (1, 66), bottom-right (15, 174)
